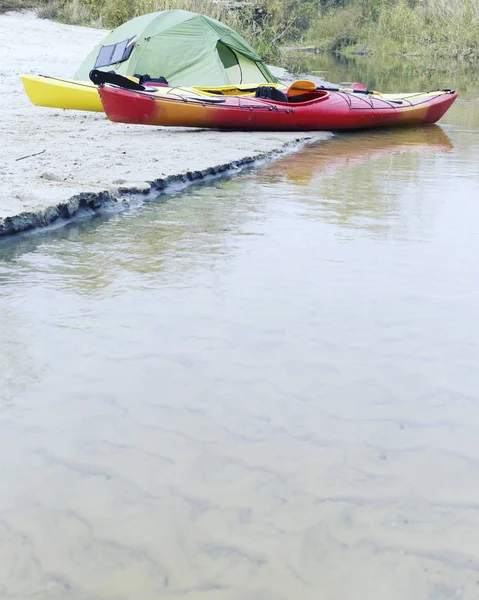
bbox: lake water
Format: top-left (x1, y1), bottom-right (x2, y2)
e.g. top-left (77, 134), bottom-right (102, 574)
top-left (1, 60), bottom-right (479, 600)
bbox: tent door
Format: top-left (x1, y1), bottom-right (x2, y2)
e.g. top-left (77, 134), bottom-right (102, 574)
top-left (216, 42), bottom-right (242, 83)
top-left (217, 41), bottom-right (270, 84)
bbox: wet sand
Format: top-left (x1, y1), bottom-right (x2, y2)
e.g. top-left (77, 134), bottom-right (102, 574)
top-left (0, 10), bottom-right (329, 236)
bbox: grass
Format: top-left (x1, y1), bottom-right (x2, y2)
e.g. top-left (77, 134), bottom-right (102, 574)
top-left (306, 0), bottom-right (479, 61)
top-left (3, 0), bottom-right (479, 64)
top-left (0, 0), bottom-right (39, 13)
top-left (32, 0), bottom-right (318, 64)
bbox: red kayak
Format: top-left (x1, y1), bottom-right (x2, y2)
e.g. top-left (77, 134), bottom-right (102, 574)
top-left (98, 82), bottom-right (458, 131)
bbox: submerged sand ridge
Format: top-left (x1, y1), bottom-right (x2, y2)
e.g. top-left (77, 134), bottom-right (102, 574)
top-left (0, 11), bottom-right (329, 236)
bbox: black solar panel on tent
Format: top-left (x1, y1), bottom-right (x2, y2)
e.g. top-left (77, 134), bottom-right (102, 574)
top-left (94, 36), bottom-right (136, 68)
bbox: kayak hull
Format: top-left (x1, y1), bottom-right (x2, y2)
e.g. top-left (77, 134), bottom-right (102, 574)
top-left (20, 74), bottom-right (288, 113)
top-left (98, 85), bottom-right (458, 131)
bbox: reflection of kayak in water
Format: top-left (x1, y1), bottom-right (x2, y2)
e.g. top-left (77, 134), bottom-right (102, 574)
top-left (264, 125), bottom-right (454, 184)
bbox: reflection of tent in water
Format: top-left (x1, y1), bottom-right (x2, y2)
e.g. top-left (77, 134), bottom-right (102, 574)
top-left (74, 10), bottom-right (278, 86)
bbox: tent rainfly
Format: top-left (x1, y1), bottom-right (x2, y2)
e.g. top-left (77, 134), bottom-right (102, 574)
top-left (74, 10), bottom-right (278, 87)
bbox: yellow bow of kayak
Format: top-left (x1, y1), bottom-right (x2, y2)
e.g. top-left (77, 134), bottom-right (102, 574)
top-left (20, 74), bottom-right (289, 113)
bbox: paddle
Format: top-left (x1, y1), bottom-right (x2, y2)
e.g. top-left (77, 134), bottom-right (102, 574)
top-left (89, 69), bottom-right (146, 91)
top-left (285, 79), bottom-right (407, 105)
top-left (286, 79), bottom-right (375, 96)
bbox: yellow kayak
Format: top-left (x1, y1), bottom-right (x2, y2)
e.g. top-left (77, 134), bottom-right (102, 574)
top-left (20, 74), bottom-right (288, 113)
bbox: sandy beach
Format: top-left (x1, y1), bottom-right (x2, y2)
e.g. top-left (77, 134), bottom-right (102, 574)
top-left (0, 10), bottom-right (330, 237)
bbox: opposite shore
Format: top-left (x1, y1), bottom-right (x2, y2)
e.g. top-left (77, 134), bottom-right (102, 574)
top-left (0, 10), bottom-right (330, 237)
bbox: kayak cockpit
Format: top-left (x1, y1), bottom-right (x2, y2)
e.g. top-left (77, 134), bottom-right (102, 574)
top-left (255, 85), bottom-right (330, 105)
top-left (287, 90), bottom-right (329, 103)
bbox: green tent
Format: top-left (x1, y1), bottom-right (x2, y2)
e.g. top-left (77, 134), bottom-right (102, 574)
top-left (74, 10), bottom-right (278, 86)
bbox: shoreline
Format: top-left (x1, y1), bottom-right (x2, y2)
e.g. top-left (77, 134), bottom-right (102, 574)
top-left (0, 138), bottom-right (318, 237)
top-left (0, 10), bottom-right (331, 238)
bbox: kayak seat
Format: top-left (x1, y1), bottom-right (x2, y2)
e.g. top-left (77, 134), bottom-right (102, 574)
top-left (255, 86), bottom-right (288, 103)
top-left (135, 73), bottom-right (169, 87)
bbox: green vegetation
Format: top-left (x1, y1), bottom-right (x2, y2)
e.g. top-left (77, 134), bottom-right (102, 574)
top-left (307, 0), bottom-right (479, 61)
top-left (0, 0), bottom-right (45, 13)
top-left (38, 0), bottom-right (317, 64)
top-left (4, 0), bottom-right (478, 63)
